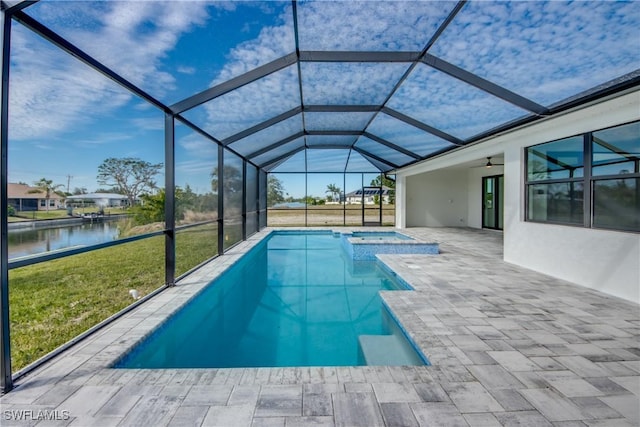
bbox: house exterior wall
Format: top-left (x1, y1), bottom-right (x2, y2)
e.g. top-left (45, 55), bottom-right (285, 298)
top-left (405, 169), bottom-right (468, 227)
top-left (396, 89), bottom-right (640, 303)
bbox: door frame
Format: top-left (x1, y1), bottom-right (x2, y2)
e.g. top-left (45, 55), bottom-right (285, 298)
top-left (482, 174), bottom-right (503, 230)
top-left (362, 186), bottom-right (382, 226)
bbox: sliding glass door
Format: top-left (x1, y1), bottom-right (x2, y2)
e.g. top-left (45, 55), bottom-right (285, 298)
top-left (482, 175), bottom-right (504, 230)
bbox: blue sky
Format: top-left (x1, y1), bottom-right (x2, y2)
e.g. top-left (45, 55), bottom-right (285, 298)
top-left (7, 0), bottom-right (640, 199)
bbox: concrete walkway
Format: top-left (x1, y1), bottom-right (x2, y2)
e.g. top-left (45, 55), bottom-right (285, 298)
top-left (1, 227), bottom-right (638, 426)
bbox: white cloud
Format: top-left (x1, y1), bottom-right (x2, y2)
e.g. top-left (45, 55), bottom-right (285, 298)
top-left (388, 65), bottom-right (529, 140)
top-left (195, 64), bottom-right (301, 140)
top-left (297, 1), bottom-right (456, 51)
top-left (429, 1), bottom-right (640, 106)
top-left (301, 62), bottom-right (408, 105)
top-left (177, 66), bottom-right (197, 75)
top-left (71, 132), bottom-right (135, 147)
top-left (228, 114), bottom-right (303, 156)
top-left (366, 113), bottom-right (452, 157)
top-left (9, 25), bottom-right (132, 140)
top-left (176, 159), bottom-right (216, 175)
top-left (178, 131), bottom-right (218, 156)
top-left (9, 1), bottom-right (210, 141)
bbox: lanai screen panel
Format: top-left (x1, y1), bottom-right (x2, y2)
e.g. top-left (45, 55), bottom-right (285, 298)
top-left (306, 135), bottom-right (357, 148)
top-left (22, 1), bottom-right (296, 105)
top-left (182, 65), bottom-right (301, 141)
top-left (269, 150), bottom-right (307, 173)
top-left (227, 115), bottom-right (303, 158)
top-left (305, 112), bottom-right (374, 131)
top-left (301, 62), bottom-right (408, 105)
top-left (366, 113), bottom-right (455, 157)
top-left (345, 152), bottom-right (381, 173)
top-left (388, 65), bottom-right (530, 140)
top-left (296, 0), bottom-right (455, 51)
top-left (354, 137), bottom-right (417, 166)
top-left (430, 1), bottom-right (640, 107)
top-left (305, 149), bottom-right (351, 173)
top-left (251, 137), bottom-right (305, 168)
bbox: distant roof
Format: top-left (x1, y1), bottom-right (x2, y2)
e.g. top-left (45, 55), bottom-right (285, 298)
top-left (346, 186), bottom-right (393, 197)
top-left (66, 193), bottom-right (128, 200)
top-left (7, 183), bottom-right (63, 199)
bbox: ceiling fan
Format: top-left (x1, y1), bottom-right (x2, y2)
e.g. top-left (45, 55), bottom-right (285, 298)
top-left (484, 156), bottom-right (504, 168)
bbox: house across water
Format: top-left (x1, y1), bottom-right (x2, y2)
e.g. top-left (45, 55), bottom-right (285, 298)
top-left (7, 183), bottom-right (64, 212)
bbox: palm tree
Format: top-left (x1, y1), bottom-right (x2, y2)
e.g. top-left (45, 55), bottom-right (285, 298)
top-left (30, 178), bottom-right (64, 212)
top-left (325, 183), bottom-right (341, 203)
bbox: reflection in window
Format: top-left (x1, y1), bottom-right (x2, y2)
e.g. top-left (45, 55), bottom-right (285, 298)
top-left (526, 136), bottom-right (584, 181)
top-left (592, 122), bottom-right (640, 177)
top-left (527, 182), bottom-right (584, 225)
top-left (593, 178), bottom-right (639, 231)
top-left (525, 121), bottom-right (639, 232)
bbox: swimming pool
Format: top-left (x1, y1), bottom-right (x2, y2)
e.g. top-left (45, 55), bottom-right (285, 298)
top-left (115, 231), bottom-right (427, 368)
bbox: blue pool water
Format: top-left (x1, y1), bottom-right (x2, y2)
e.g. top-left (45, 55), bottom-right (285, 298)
top-left (115, 231), bottom-right (426, 368)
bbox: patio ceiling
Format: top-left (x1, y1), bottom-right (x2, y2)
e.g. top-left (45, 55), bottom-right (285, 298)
top-left (8, 0), bottom-right (640, 173)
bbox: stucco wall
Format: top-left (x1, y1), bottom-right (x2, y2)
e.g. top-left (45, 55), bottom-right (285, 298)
top-left (501, 91), bottom-right (640, 303)
top-left (405, 169), bottom-right (469, 227)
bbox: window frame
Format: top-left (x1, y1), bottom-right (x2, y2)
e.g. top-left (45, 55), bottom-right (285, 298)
top-left (524, 120), bottom-right (639, 233)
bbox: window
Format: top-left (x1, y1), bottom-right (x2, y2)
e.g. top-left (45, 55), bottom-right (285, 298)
top-left (591, 122), bottom-right (640, 231)
top-left (525, 121), bottom-right (639, 232)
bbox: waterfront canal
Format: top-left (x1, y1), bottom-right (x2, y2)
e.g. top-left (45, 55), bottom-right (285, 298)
top-left (8, 220), bottom-right (125, 260)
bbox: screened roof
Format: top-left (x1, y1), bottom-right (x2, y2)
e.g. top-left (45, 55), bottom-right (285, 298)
top-left (9, 0), bottom-right (640, 174)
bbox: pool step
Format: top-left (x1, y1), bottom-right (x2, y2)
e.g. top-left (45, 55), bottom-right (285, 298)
top-left (358, 334), bottom-right (423, 366)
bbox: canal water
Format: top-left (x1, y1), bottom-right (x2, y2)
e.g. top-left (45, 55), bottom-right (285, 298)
top-left (8, 220), bottom-right (124, 260)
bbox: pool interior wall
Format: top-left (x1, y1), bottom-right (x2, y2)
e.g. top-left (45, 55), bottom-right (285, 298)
top-left (340, 231), bottom-right (439, 261)
top-left (115, 230), bottom-right (429, 369)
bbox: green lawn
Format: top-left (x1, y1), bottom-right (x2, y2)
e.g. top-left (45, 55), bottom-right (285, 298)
top-left (10, 210), bottom-right (70, 221)
top-left (267, 204), bottom-right (396, 226)
top-left (9, 224), bottom-right (217, 372)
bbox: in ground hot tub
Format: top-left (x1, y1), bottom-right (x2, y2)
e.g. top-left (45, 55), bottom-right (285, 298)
top-left (339, 231), bottom-right (439, 260)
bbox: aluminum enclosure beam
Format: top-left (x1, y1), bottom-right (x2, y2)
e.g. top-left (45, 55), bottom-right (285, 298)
top-left (362, 132), bottom-right (422, 159)
top-left (164, 113), bottom-right (175, 287)
top-left (299, 51), bottom-right (419, 63)
top-left (352, 146), bottom-right (399, 169)
top-left (305, 105), bottom-right (380, 113)
top-left (304, 144), bottom-right (355, 149)
top-left (0, 8), bottom-right (12, 393)
top-left (1, 0), bottom-right (36, 13)
top-left (222, 107), bottom-right (302, 146)
top-left (421, 54), bottom-right (551, 116)
top-left (260, 146), bottom-right (305, 169)
top-left (355, 0), bottom-right (468, 153)
top-left (247, 131), bottom-right (305, 159)
top-left (381, 107), bottom-right (464, 146)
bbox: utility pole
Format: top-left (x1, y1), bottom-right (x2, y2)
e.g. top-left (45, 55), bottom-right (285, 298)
top-left (66, 174), bottom-right (72, 194)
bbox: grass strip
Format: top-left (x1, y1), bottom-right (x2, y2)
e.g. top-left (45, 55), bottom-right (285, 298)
top-left (10, 226), bottom-right (217, 371)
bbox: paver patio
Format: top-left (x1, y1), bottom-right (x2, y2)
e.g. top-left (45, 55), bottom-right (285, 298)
top-left (1, 227), bottom-right (638, 426)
